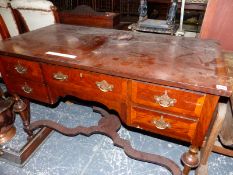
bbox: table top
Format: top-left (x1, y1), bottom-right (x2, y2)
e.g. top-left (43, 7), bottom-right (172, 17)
top-left (0, 24), bottom-right (231, 96)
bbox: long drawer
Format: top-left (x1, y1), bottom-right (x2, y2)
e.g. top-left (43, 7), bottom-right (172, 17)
top-left (131, 81), bottom-right (205, 118)
top-left (42, 64), bottom-right (127, 101)
top-left (1, 57), bottom-right (44, 82)
top-left (6, 78), bottom-right (50, 103)
top-left (130, 106), bottom-right (198, 142)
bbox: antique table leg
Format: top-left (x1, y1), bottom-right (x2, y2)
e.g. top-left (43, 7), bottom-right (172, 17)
top-left (13, 95), bottom-right (33, 139)
top-left (181, 145), bottom-right (199, 175)
top-left (196, 102), bottom-right (228, 175)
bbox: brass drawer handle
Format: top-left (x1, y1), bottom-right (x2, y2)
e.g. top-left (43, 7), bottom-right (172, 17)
top-left (152, 116), bottom-right (171, 130)
top-left (154, 90), bottom-right (177, 108)
top-left (22, 83), bottom-right (32, 94)
top-left (96, 80), bottom-right (114, 92)
top-left (14, 64), bottom-right (27, 74)
top-left (53, 72), bottom-right (68, 81)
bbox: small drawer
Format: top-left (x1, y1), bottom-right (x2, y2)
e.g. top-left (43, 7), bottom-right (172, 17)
top-left (130, 107), bottom-right (198, 142)
top-left (6, 78), bottom-right (50, 103)
top-left (42, 64), bottom-right (127, 100)
top-left (132, 81), bottom-right (205, 118)
top-left (1, 57), bottom-right (43, 82)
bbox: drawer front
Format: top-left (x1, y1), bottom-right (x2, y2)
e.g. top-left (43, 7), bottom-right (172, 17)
top-left (6, 78), bottom-right (50, 103)
top-left (42, 64), bottom-right (127, 100)
top-left (132, 81), bottom-right (205, 118)
top-left (1, 57), bottom-right (43, 82)
top-left (130, 107), bottom-right (198, 142)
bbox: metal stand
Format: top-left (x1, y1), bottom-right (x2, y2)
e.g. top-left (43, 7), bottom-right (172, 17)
top-left (176, 0), bottom-right (186, 36)
top-left (129, 0), bottom-right (178, 35)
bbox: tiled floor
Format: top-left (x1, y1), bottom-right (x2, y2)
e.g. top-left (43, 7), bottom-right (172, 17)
top-left (0, 97), bottom-right (232, 175)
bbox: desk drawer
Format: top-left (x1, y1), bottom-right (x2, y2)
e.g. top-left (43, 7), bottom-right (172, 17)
top-left (42, 64), bottom-right (127, 100)
top-left (1, 57), bottom-right (43, 82)
top-left (130, 107), bottom-right (198, 142)
top-left (6, 78), bottom-right (50, 103)
top-left (132, 81), bottom-right (205, 118)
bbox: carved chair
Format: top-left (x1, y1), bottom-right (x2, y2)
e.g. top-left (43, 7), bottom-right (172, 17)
top-left (0, 16), bottom-right (16, 143)
top-left (0, 0), bottom-right (20, 37)
top-left (11, 0), bottom-right (60, 32)
top-left (0, 14), bottom-right (10, 40)
top-left (0, 13), bottom-right (11, 79)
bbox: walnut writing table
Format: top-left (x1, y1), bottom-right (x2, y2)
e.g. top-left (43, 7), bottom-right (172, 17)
top-left (0, 24), bottom-right (231, 174)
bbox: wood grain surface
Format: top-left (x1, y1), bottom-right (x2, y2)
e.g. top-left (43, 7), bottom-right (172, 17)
top-left (0, 24), bottom-right (230, 96)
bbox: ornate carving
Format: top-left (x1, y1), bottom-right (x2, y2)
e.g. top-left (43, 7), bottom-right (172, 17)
top-left (53, 72), bottom-right (68, 81)
top-left (96, 80), bottom-right (114, 92)
top-left (152, 116), bottom-right (171, 130)
top-left (22, 83), bottom-right (33, 94)
top-left (155, 90), bottom-right (177, 108)
top-left (14, 63), bottom-right (27, 74)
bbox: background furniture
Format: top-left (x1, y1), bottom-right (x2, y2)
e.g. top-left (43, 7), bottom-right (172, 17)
top-left (200, 0), bottom-right (233, 51)
top-left (0, 13), bottom-right (9, 78)
top-left (11, 0), bottom-right (59, 32)
top-left (59, 5), bottom-right (120, 28)
top-left (0, 15), bottom-right (10, 40)
top-left (51, 0), bottom-right (170, 18)
top-left (0, 1), bottom-right (20, 37)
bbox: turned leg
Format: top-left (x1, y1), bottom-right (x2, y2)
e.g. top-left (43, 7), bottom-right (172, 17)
top-left (13, 95), bottom-right (33, 139)
top-left (196, 102), bottom-right (227, 175)
top-left (181, 145), bottom-right (199, 175)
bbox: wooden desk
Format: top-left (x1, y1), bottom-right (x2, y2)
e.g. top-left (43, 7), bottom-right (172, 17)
top-left (0, 24), bottom-right (231, 174)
